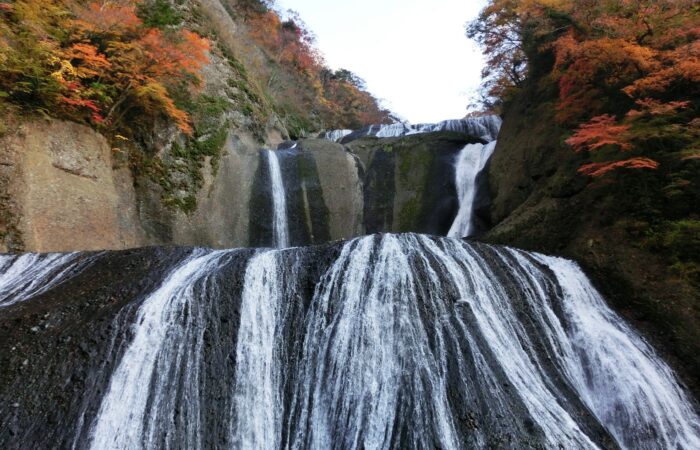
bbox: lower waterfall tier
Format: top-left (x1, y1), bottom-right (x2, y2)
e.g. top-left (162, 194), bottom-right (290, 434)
top-left (0, 234), bottom-right (698, 449)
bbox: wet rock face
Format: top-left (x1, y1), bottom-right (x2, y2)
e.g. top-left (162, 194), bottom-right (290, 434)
top-left (2, 234), bottom-right (699, 449)
top-left (346, 131), bottom-right (483, 236)
top-left (0, 247), bottom-right (193, 448)
top-left (249, 132), bottom-right (480, 248)
top-left (1, 121), bottom-right (483, 251)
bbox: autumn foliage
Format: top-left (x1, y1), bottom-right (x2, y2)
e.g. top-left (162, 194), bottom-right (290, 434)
top-left (239, 1), bottom-right (391, 132)
top-left (469, 0), bottom-right (699, 178)
top-left (0, 0), bottom-right (209, 133)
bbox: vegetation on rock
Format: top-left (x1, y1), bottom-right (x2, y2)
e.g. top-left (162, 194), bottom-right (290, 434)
top-left (0, 0), bottom-right (210, 134)
top-left (470, 0), bottom-right (699, 260)
top-left (469, 0), bottom-right (699, 178)
top-left (232, 0), bottom-right (392, 136)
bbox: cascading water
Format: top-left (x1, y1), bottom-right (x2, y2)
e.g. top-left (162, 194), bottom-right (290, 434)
top-left (266, 149), bottom-right (290, 248)
top-left (448, 141), bottom-right (498, 238)
top-left (325, 115), bottom-right (503, 144)
top-left (321, 129), bottom-right (352, 142)
top-left (88, 250), bottom-right (231, 450)
top-left (2, 234), bottom-right (698, 449)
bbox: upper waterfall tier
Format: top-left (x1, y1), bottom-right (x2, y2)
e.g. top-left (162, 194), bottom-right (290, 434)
top-left (322, 115), bottom-right (502, 144)
top-left (1, 234), bottom-right (698, 449)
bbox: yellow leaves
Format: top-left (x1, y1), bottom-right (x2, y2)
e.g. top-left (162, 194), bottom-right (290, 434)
top-left (50, 59), bottom-right (78, 82)
top-left (135, 82), bottom-right (192, 134)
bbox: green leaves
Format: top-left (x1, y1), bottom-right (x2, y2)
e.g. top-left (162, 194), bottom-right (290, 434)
top-left (137, 0), bottom-right (183, 29)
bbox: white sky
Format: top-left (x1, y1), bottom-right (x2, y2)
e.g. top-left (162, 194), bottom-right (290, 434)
top-left (276, 0), bottom-right (487, 124)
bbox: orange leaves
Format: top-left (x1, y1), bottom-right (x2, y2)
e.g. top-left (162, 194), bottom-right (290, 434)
top-left (63, 43), bottom-right (111, 78)
top-left (0, 0), bottom-right (209, 132)
top-left (566, 115), bottom-right (632, 153)
top-left (60, 2), bottom-right (205, 131)
top-left (627, 99), bottom-right (690, 118)
top-left (578, 158), bottom-right (659, 177)
top-left (247, 10), bottom-right (320, 74)
top-left (471, 0), bottom-right (699, 182)
top-left (134, 82), bottom-right (192, 134)
top-left (137, 29), bottom-right (209, 83)
top-left (75, 1), bottom-right (142, 36)
top-left (553, 34), bottom-right (660, 123)
top-left (248, 11), bottom-right (282, 51)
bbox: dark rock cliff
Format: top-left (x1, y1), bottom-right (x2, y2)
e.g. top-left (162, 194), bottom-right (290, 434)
top-left (347, 131), bottom-right (482, 236)
top-left (484, 81), bottom-right (700, 398)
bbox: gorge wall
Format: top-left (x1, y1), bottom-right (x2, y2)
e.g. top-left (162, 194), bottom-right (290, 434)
top-left (484, 79), bottom-right (700, 398)
top-left (0, 118), bottom-right (485, 252)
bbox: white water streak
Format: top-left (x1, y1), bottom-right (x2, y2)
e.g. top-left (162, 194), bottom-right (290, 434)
top-left (267, 150), bottom-right (290, 248)
top-left (447, 141), bottom-right (497, 238)
top-left (530, 252), bottom-right (700, 450)
top-left (88, 250), bottom-right (227, 450)
top-left (76, 232), bottom-right (700, 450)
top-left (0, 253), bottom-right (87, 307)
top-left (325, 116), bottom-right (502, 143)
top-left (230, 251), bottom-right (283, 449)
top-left (418, 236), bottom-right (600, 448)
top-left (322, 129), bottom-right (352, 142)
top-left (289, 236), bottom-right (462, 450)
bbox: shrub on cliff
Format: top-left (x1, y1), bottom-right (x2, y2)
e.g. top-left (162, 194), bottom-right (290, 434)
top-left (0, 0), bottom-right (209, 135)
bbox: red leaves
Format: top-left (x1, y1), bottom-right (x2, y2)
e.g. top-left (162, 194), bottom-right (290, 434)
top-left (578, 158), bottom-right (659, 177)
top-left (60, 97), bottom-right (105, 124)
top-left (566, 113), bottom-right (671, 178)
top-left (566, 115), bottom-right (632, 153)
top-left (61, 97), bottom-right (100, 112)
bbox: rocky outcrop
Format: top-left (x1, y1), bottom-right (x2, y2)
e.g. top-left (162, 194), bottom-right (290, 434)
top-left (0, 118), bottom-right (289, 252)
top-left (0, 120), bottom-right (144, 253)
top-left (250, 139), bottom-right (364, 246)
top-left (136, 131), bottom-right (266, 248)
top-left (347, 131), bottom-right (482, 236)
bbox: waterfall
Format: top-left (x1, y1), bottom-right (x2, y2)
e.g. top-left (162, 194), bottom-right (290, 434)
top-left (321, 129), bottom-right (353, 142)
top-left (63, 233), bottom-right (699, 449)
top-left (266, 149), bottom-right (290, 248)
top-left (447, 141), bottom-right (498, 238)
top-left (325, 116), bottom-right (502, 144)
top-left (528, 252), bottom-right (700, 449)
